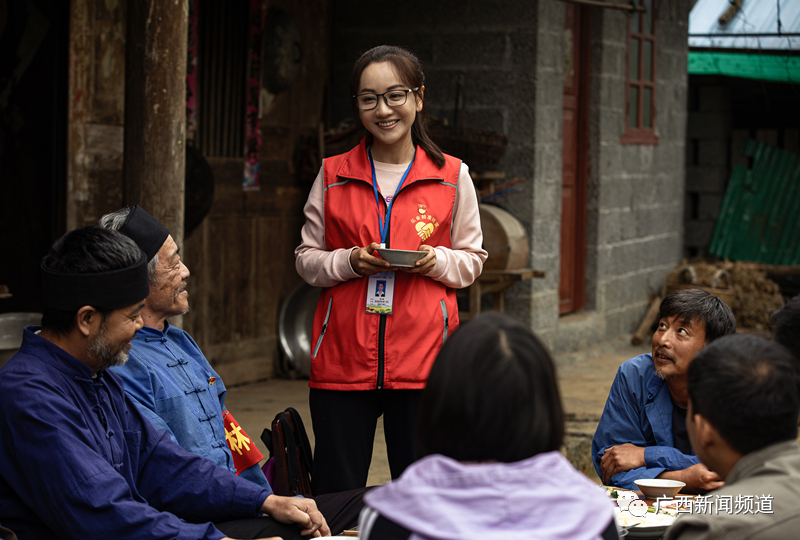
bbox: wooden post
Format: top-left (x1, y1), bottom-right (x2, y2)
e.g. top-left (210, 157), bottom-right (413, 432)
top-left (123, 0), bottom-right (188, 251)
top-left (632, 295), bottom-right (662, 346)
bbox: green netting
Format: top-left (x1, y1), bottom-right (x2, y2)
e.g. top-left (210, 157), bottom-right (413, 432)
top-left (688, 51), bottom-right (800, 83)
top-left (709, 139), bottom-right (800, 265)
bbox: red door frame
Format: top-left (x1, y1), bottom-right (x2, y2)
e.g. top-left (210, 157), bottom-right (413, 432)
top-left (559, 4), bottom-right (590, 315)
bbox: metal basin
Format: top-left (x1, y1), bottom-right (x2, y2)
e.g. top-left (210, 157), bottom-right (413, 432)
top-left (0, 312), bottom-right (42, 367)
top-left (277, 283), bottom-right (320, 378)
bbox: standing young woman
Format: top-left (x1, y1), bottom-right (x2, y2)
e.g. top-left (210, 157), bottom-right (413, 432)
top-left (295, 45), bottom-right (487, 494)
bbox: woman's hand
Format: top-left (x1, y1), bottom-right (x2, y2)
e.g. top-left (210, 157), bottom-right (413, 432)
top-left (399, 244), bottom-right (436, 274)
top-left (350, 243), bottom-right (392, 276)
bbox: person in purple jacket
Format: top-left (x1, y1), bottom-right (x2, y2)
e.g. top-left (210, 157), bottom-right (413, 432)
top-left (0, 226), bottom-right (328, 540)
top-left (358, 312), bottom-right (619, 540)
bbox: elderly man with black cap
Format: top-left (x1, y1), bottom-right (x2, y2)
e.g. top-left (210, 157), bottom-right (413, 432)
top-left (0, 226), bottom-right (328, 540)
top-left (97, 206), bottom-right (368, 537)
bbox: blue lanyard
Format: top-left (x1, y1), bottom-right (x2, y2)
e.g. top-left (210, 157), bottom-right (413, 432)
top-left (369, 147), bottom-right (415, 245)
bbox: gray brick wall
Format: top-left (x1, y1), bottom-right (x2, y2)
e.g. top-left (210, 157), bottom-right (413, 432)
top-left (330, 0), bottom-right (690, 353)
top-left (685, 84), bottom-right (732, 257)
top-left (578, 1), bottom-right (689, 346)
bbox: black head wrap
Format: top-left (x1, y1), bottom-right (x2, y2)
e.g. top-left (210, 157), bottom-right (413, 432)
top-left (41, 251), bottom-right (150, 311)
top-left (119, 206), bottom-right (170, 262)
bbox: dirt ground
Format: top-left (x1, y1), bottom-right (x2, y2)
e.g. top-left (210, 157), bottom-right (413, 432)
top-left (225, 335), bottom-right (652, 487)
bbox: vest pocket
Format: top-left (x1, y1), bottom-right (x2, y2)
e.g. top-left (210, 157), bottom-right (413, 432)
top-left (312, 297), bottom-right (333, 358)
top-left (440, 300), bottom-right (449, 345)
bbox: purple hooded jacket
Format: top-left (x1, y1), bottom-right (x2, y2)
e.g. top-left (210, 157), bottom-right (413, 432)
top-left (361, 451), bottom-right (616, 540)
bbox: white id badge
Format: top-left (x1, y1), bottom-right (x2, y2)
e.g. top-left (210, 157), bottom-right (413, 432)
top-left (366, 271), bottom-right (395, 315)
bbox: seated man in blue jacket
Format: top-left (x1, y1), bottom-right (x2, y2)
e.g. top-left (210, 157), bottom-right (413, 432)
top-left (592, 289), bottom-right (736, 492)
top-left (0, 226), bottom-right (327, 540)
top-left (97, 206), bottom-right (366, 537)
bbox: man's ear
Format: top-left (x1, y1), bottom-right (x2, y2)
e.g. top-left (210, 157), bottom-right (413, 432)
top-left (692, 412), bottom-right (719, 451)
top-left (75, 305), bottom-right (100, 337)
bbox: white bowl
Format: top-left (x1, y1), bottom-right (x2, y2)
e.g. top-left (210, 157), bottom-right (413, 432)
top-left (634, 479), bottom-right (686, 499)
top-left (375, 248), bottom-right (426, 268)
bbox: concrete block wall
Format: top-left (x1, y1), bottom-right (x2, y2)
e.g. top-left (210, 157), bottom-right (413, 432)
top-left (330, 0), bottom-right (690, 353)
top-left (574, 0), bottom-right (691, 344)
top-left (330, 1), bottom-right (540, 158)
top-left (501, 0), bottom-right (564, 348)
top-left (684, 82), bottom-right (732, 257)
top-left (330, 0), bottom-right (559, 344)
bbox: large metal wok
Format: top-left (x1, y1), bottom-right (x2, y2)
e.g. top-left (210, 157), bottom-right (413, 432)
top-left (277, 282), bottom-right (320, 378)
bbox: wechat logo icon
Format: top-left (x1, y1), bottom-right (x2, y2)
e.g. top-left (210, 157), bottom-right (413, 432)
top-left (617, 491), bottom-right (648, 517)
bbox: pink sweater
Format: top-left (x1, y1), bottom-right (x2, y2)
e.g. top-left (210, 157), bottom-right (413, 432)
top-left (295, 159), bottom-right (487, 289)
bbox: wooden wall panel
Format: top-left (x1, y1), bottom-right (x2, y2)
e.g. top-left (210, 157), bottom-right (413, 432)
top-left (91, 1), bottom-right (126, 125)
top-left (196, 0), bottom-right (247, 157)
top-left (67, 0), bottom-right (92, 231)
top-left (182, 0), bottom-right (331, 383)
top-left (229, 217), bottom-right (251, 340)
top-left (202, 340), bottom-right (275, 386)
top-left (182, 219), bottom-right (207, 347)
top-left (67, 0), bottom-right (127, 229)
top-left (255, 216), bottom-right (283, 338)
top-left (204, 216), bottom-right (230, 346)
top-left (66, 0), bottom-right (332, 384)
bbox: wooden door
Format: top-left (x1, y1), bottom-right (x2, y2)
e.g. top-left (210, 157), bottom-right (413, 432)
top-left (559, 4), bottom-right (589, 315)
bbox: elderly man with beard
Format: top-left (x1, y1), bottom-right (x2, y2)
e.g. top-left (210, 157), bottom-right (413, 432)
top-left (97, 206), bottom-right (368, 538)
top-left (592, 289), bottom-right (736, 492)
top-left (0, 226), bottom-right (328, 540)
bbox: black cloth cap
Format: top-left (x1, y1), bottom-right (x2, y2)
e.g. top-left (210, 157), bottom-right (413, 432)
top-left (119, 206), bottom-right (170, 262)
top-left (41, 251), bottom-right (150, 311)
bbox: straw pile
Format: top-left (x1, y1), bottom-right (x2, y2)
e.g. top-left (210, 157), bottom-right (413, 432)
top-left (666, 260), bottom-right (784, 331)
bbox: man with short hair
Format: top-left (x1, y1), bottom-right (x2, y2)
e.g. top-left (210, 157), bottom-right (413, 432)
top-left (0, 226), bottom-right (328, 539)
top-left (664, 334), bottom-right (800, 539)
top-left (97, 206), bottom-right (366, 537)
top-left (592, 289), bottom-right (736, 491)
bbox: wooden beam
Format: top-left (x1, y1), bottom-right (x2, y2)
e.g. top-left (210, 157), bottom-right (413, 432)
top-left (632, 295), bottom-right (661, 346)
top-left (123, 0), bottom-right (188, 250)
top-left (554, 0), bottom-right (645, 13)
top-left (66, 0), bottom-right (91, 232)
top-left (478, 268), bottom-right (547, 282)
top-left (762, 265), bottom-right (800, 277)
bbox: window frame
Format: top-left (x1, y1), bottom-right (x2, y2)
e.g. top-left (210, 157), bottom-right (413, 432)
top-left (621, 0), bottom-right (659, 145)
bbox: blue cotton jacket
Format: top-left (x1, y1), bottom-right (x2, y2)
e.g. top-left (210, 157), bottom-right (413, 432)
top-left (110, 322), bottom-right (272, 491)
top-left (0, 327), bottom-right (270, 540)
top-left (591, 354), bottom-right (700, 489)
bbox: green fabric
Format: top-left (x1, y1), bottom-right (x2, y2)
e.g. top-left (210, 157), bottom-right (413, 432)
top-left (688, 51), bottom-right (800, 83)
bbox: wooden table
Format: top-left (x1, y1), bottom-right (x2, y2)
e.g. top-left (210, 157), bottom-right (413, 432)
top-left (461, 268), bottom-right (546, 320)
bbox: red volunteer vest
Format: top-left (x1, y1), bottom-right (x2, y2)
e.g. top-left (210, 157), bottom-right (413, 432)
top-left (310, 139), bottom-right (461, 391)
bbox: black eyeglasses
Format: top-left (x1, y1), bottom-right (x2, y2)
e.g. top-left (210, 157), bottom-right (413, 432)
top-left (353, 88), bottom-right (419, 111)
